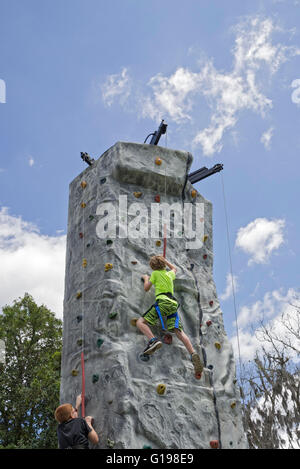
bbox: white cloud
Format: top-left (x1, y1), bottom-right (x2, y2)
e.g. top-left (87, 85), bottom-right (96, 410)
top-left (0, 207), bottom-right (66, 319)
top-left (134, 16), bottom-right (300, 155)
top-left (101, 67), bottom-right (131, 107)
top-left (231, 287), bottom-right (300, 361)
top-left (220, 272), bottom-right (238, 301)
top-left (28, 157), bottom-right (34, 167)
top-left (261, 127), bottom-right (274, 149)
top-left (235, 217), bottom-right (285, 265)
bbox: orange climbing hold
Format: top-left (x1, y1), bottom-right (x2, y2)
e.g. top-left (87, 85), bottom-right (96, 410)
top-left (104, 263), bottom-right (113, 272)
top-left (82, 259), bottom-right (87, 268)
top-left (134, 192), bottom-right (142, 198)
top-left (155, 157), bottom-right (162, 166)
top-left (81, 181), bottom-right (87, 189)
top-left (81, 202), bottom-right (86, 208)
top-left (191, 189), bottom-right (197, 198)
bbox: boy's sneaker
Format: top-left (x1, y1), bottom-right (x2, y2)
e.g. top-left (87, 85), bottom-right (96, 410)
top-left (143, 338), bottom-right (162, 355)
top-left (191, 352), bottom-right (204, 376)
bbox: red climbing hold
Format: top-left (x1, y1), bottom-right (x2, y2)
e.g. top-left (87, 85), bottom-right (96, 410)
top-left (79, 232), bottom-right (84, 239)
top-left (210, 440), bottom-right (219, 449)
top-left (155, 195), bottom-right (160, 203)
top-left (203, 254), bottom-right (207, 260)
top-left (206, 320), bottom-right (212, 327)
top-left (163, 333), bottom-right (172, 345)
top-left (209, 300), bottom-right (214, 307)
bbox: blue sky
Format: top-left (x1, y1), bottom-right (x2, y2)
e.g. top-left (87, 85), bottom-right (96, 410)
top-left (1, 0), bottom-right (300, 361)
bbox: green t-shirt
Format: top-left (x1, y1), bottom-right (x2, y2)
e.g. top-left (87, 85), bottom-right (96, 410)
top-left (149, 269), bottom-right (177, 303)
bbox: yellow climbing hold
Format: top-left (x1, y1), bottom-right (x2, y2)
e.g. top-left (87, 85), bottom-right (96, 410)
top-left (82, 258), bottom-right (87, 268)
top-left (81, 202), bottom-right (86, 208)
top-left (203, 235), bottom-right (208, 243)
top-left (215, 342), bottom-right (221, 350)
top-left (81, 181), bottom-right (87, 189)
top-left (156, 240), bottom-right (161, 247)
top-left (105, 263), bottom-right (113, 272)
top-left (231, 401), bottom-right (236, 409)
top-left (155, 157), bottom-right (162, 166)
top-left (76, 292), bottom-right (82, 299)
top-left (130, 318), bottom-right (138, 327)
top-left (156, 384), bottom-right (166, 395)
top-left (133, 192), bottom-right (142, 198)
top-left (191, 189), bottom-right (197, 198)
top-left (71, 369), bottom-right (78, 377)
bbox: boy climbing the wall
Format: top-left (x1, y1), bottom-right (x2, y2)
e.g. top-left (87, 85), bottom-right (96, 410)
top-left (136, 255), bottom-right (203, 378)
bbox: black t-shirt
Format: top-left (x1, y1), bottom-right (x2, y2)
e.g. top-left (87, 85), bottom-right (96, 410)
top-left (57, 417), bottom-right (92, 449)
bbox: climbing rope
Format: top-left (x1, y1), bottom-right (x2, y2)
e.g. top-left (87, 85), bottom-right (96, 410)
top-left (80, 188), bottom-right (86, 418)
top-left (220, 172), bottom-right (244, 394)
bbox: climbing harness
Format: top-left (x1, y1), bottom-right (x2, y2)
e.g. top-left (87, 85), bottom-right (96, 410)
top-left (154, 292), bottom-right (180, 332)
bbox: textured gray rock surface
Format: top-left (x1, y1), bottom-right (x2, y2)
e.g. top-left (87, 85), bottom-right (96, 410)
top-left (60, 142), bottom-right (248, 449)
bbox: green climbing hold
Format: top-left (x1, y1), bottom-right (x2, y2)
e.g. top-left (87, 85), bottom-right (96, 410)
top-left (97, 338), bottom-right (104, 348)
top-left (106, 239), bottom-right (113, 246)
top-left (92, 374), bottom-right (99, 383)
top-left (89, 215), bottom-right (94, 221)
top-left (143, 445), bottom-right (152, 449)
top-left (109, 311), bottom-right (118, 319)
top-left (77, 339), bottom-right (83, 346)
top-left (107, 439), bottom-right (115, 448)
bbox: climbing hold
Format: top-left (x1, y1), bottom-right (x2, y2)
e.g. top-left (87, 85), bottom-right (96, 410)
top-left (143, 445), bottom-right (152, 449)
top-left (155, 157), bottom-right (162, 166)
top-left (97, 338), bottom-right (104, 348)
top-left (89, 215), bottom-right (94, 221)
top-left (106, 239), bottom-right (113, 246)
top-left (104, 263), bottom-right (113, 272)
top-left (206, 320), bottom-right (212, 327)
top-left (86, 243), bottom-right (91, 248)
top-left (191, 189), bottom-right (197, 198)
top-left (207, 365), bottom-right (214, 370)
top-left (156, 240), bottom-right (161, 247)
top-left (71, 369), bottom-right (78, 377)
top-left (81, 181), bottom-right (87, 189)
top-left (203, 254), bottom-right (207, 260)
top-left (77, 339), bottom-right (83, 346)
top-left (81, 202), bottom-right (86, 208)
top-left (130, 318), bottom-right (138, 327)
top-left (92, 374), bottom-right (99, 384)
top-left (100, 178), bottom-right (106, 184)
top-left (163, 333), bottom-right (172, 345)
top-left (154, 195), bottom-right (160, 203)
top-left (215, 342), bottom-right (221, 350)
top-left (76, 315), bottom-right (83, 323)
top-left (107, 439), bottom-right (115, 448)
top-left (109, 311), bottom-right (118, 319)
top-left (139, 353), bottom-right (150, 362)
top-left (209, 300), bottom-right (214, 307)
top-left (76, 292), bottom-right (82, 299)
top-left (131, 260), bottom-right (137, 265)
top-left (203, 235), bottom-right (208, 243)
top-left (156, 384), bottom-right (166, 395)
top-left (230, 401), bottom-right (236, 410)
top-left (210, 440), bottom-right (219, 449)
top-left (133, 192), bottom-right (142, 198)
top-left (82, 259), bottom-right (87, 268)
top-left (79, 232), bottom-right (84, 239)
top-left (190, 263), bottom-right (194, 271)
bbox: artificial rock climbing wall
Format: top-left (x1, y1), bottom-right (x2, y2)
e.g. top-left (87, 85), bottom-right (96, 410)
top-left (60, 142), bottom-right (248, 449)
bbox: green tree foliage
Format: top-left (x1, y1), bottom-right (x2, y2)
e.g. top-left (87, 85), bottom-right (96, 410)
top-left (0, 294), bottom-right (62, 449)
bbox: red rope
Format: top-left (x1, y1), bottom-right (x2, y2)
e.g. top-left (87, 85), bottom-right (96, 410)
top-left (81, 351), bottom-right (86, 418)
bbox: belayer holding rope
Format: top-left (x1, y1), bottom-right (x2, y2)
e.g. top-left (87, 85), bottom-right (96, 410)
top-left (136, 255), bottom-right (203, 379)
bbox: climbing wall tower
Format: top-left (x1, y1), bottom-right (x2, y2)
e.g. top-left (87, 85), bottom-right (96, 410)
top-left (60, 142), bottom-right (248, 449)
